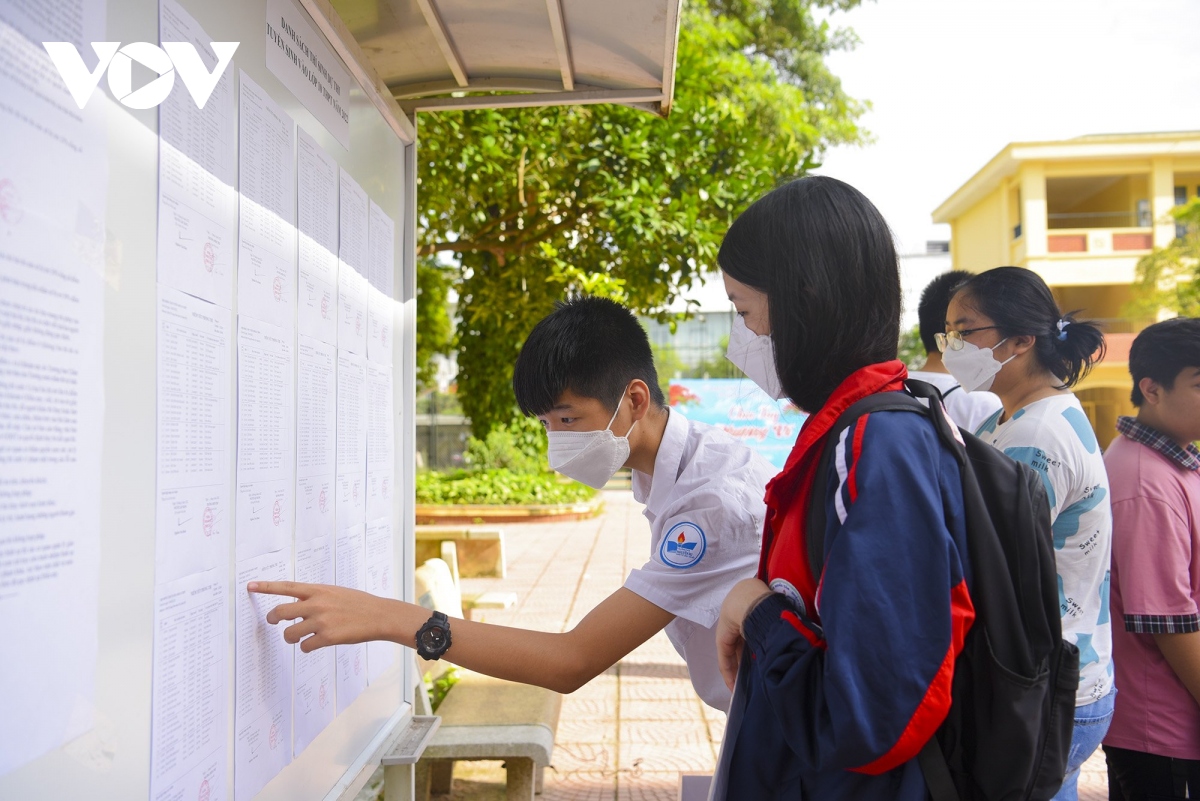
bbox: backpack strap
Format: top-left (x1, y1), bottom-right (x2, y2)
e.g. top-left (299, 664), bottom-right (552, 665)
top-left (804, 380), bottom-right (965, 801)
top-left (805, 387), bottom-right (928, 578)
top-left (941, 384), bottom-right (961, 399)
top-left (918, 738), bottom-right (959, 801)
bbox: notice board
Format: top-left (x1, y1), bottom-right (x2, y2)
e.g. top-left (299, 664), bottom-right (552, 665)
top-left (0, 0), bottom-right (417, 798)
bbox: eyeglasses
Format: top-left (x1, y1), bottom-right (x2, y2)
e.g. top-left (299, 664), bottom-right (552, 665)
top-left (935, 326), bottom-right (1001, 352)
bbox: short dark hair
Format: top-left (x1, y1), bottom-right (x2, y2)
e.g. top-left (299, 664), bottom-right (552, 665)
top-left (512, 296), bottom-right (666, 416)
top-left (1129, 317), bottom-right (1200, 406)
top-left (717, 175), bottom-right (901, 412)
top-left (918, 271), bottom-right (974, 354)
top-left (950, 266), bottom-right (1105, 389)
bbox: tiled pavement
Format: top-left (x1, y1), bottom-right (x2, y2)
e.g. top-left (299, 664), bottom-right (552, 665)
top-left (432, 489), bottom-right (1111, 800)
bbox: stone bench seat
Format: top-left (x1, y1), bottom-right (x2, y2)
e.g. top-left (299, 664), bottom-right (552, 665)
top-left (418, 672), bottom-right (562, 801)
top-left (415, 527), bottom-right (506, 578)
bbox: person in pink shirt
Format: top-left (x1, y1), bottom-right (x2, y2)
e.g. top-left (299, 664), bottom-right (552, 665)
top-left (1103, 317), bottom-right (1200, 800)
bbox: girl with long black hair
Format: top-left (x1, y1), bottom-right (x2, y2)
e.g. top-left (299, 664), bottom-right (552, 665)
top-left (942, 267), bottom-right (1113, 801)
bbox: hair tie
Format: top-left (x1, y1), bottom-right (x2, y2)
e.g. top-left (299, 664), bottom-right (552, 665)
top-left (1056, 319), bottom-right (1071, 341)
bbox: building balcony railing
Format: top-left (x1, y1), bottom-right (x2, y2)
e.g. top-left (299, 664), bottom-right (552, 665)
top-left (1048, 211), bottom-right (1147, 229)
top-left (1045, 227), bottom-right (1153, 255)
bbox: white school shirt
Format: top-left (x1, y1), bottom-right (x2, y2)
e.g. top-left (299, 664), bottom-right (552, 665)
top-left (908, 370), bottom-right (1003, 435)
top-left (974, 393), bottom-right (1114, 706)
top-left (624, 408), bottom-right (777, 710)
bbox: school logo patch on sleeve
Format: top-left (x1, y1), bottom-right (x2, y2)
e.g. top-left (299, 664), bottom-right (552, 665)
top-left (659, 522), bottom-right (707, 569)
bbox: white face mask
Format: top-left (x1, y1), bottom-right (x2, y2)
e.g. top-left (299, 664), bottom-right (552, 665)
top-left (942, 338), bottom-right (1015, 393)
top-left (546, 393), bottom-right (637, 489)
top-left (725, 316), bottom-right (785, 400)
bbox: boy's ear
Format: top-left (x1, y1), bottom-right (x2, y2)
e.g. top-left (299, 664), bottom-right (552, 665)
top-left (1139, 375), bottom-right (1163, 406)
top-left (627, 379), bottom-right (652, 421)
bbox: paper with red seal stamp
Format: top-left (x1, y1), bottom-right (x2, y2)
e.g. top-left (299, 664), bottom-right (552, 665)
top-left (156, 0), bottom-right (236, 309)
top-left (336, 169), bottom-right (368, 355)
top-left (293, 535), bottom-right (335, 756)
top-left (335, 525), bottom-right (368, 713)
top-left (235, 317), bottom-right (294, 561)
top-left (365, 518), bottom-right (397, 682)
top-left (297, 128), bottom-right (339, 346)
top-left (150, 569), bottom-right (229, 801)
top-left (336, 351), bottom-right (367, 528)
top-left (234, 553), bottom-right (293, 799)
top-left (366, 362), bottom-right (395, 521)
top-left (366, 199), bottom-right (395, 365)
top-left (236, 71), bottom-right (296, 331)
top-left (156, 286), bottom-right (232, 583)
top-left (296, 335), bottom-right (337, 543)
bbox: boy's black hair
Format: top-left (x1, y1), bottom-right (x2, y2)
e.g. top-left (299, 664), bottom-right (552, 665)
top-left (1129, 317), bottom-right (1200, 406)
top-left (950, 266), bottom-right (1106, 390)
top-left (512, 296), bottom-right (666, 416)
top-left (918, 271), bottom-right (974, 355)
top-left (717, 175), bottom-right (901, 412)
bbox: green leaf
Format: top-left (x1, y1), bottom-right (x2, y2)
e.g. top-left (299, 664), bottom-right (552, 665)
top-left (416, 1), bottom-right (866, 436)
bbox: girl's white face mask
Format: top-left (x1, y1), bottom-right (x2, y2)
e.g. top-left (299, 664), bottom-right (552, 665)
top-left (942, 338), bottom-right (1015, 393)
top-left (546, 393), bottom-right (636, 489)
top-left (725, 316), bottom-right (785, 400)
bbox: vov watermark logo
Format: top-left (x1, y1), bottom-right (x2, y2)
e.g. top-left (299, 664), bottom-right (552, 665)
top-left (42, 42), bottom-right (239, 110)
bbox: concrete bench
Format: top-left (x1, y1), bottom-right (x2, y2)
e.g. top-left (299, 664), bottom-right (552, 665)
top-left (433, 541), bottom-right (516, 621)
top-left (413, 558), bottom-right (561, 800)
top-left (419, 673), bottom-right (562, 800)
top-left (416, 527), bottom-right (506, 578)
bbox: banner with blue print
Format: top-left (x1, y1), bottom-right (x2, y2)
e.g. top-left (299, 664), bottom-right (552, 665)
top-left (668, 378), bottom-right (807, 469)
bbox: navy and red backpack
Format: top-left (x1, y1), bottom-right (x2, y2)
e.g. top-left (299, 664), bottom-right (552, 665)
top-left (806, 379), bottom-right (1078, 801)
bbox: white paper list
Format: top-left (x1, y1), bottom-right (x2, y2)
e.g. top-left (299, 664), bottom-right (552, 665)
top-left (0, 0), bottom-right (107, 772)
top-left (156, 288), bottom-right (232, 583)
top-left (297, 335), bottom-right (337, 543)
top-left (236, 317), bottom-right (295, 560)
top-left (235, 554), bottom-right (293, 800)
top-left (150, 570), bottom-right (229, 801)
top-left (335, 525), bottom-right (368, 712)
top-left (365, 518), bottom-right (396, 683)
top-left (297, 128), bottom-right (339, 345)
top-left (238, 71), bottom-right (297, 330)
top-left (366, 200), bottom-right (395, 365)
top-left (293, 535), bottom-right (335, 756)
top-left (336, 351), bottom-right (367, 528)
top-left (366, 362), bottom-right (395, 521)
top-left (337, 169), bottom-right (368, 354)
top-left (157, 0), bottom-right (237, 308)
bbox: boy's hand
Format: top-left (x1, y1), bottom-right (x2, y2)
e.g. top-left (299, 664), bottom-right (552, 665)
top-left (716, 578), bottom-right (773, 691)
top-left (249, 581), bottom-right (391, 652)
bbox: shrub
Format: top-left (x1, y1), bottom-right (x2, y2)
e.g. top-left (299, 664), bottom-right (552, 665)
top-left (463, 418), bottom-right (545, 474)
top-left (416, 469), bottom-right (595, 506)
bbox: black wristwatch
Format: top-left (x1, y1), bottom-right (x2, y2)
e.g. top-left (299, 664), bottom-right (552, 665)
top-left (415, 611), bottom-right (452, 660)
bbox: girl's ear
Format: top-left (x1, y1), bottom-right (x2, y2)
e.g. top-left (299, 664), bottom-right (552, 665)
top-left (1010, 334), bottom-right (1037, 356)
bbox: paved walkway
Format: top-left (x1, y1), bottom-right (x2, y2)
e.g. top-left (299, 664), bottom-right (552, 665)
top-left (431, 489), bottom-right (1111, 800)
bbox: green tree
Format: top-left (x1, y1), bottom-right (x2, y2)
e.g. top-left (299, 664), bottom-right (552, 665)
top-left (897, 324), bottom-right (926, 371)
top-left (417, 1), bottom-right (867, 437)
top-left (416, 256), bottom-right (454, 390)
top-left (1129, 199), bottom-right (1200, 317)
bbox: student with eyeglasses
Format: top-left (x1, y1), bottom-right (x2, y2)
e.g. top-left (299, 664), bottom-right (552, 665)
top-left (941, 266), bottom-right (1114, 801)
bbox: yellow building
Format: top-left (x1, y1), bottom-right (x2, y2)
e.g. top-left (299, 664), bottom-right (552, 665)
top-left (932, 131), bottom-right (1200, 446)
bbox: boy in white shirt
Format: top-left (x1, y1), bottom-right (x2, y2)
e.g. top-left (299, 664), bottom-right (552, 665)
top-left (908, 271), bottom-right (1002, 432)
top-left (252, 296), bottom-right (775, 710)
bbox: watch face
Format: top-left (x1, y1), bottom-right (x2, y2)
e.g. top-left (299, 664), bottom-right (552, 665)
top-left (420, 626), bottom-right (446, 650)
